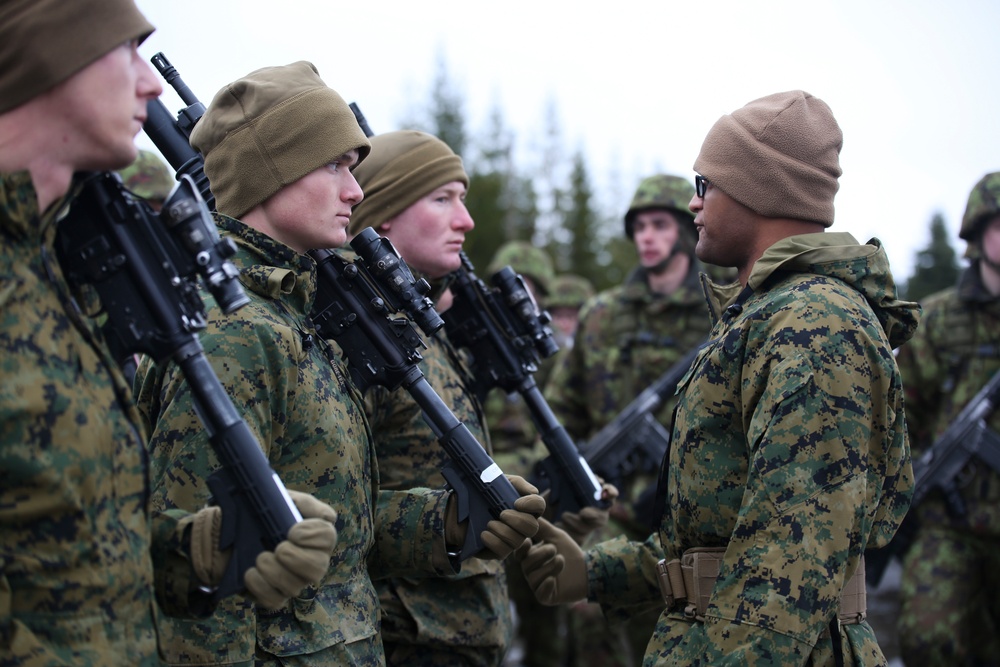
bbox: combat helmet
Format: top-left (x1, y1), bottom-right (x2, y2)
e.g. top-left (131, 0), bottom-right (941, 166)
top-left (487, 240), bottom-right (555, 296)
top-left (960, 172), bottom-right (1000, 249)
top-left (624, 174), bottom-right (696, 240)
top-left (545, 274), bottom-right (594, 310)
top-left (117, 149), bottom-right (175, 203)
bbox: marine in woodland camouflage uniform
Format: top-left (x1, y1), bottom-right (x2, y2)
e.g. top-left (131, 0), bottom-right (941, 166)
top-left (522, 90), bottom-right (920, 666)
top-left (135, 64), bottom-right (459, 666)
top-left (348, 131), bottom-right (545, 667)
top-left (117, 149), bottom-right (175, 210)
top-left (896, 172), bottom-right (1000, 666)
top-left (543, 174), bottom-right (712, 667)
top-left (0, 3), bottom-right (206, 664)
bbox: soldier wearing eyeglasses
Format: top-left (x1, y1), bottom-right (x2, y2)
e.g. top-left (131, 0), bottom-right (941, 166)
top-left (521, 90), bottom-right (920, 666)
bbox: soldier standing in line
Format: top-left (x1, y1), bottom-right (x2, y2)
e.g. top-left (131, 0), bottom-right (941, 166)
top-left (135, 70), bottom-right (542, 666)
top-left (117, 148), bottom-right (175, 211)
top-left (521, 90), bottom-right (920, 666)
top-left (0, 3), bottom-right (337, 665)
top-left (545, 274), bottom-right (595, 350)
top-left (542, 174), bottom-right (712, 666)
top-left (896, 172), bottom-right (1000, 666)
top-left (346, 130), bottom-right (545, 667)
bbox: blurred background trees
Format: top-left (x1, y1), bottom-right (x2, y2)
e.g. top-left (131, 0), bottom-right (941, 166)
top-left (399, 56), bottom-right (964, 298)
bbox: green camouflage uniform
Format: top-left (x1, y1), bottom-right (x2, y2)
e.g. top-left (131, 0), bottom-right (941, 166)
top-left (361, 286), bottom-right (513, 667)
top-left (135, 215), bottom-right (454, 667)
top-left (0, 172), bottom-right (195, 665)
top-left (894, 171), bottom-right (1000, 666)
top-left (895, 265), bottom-right (1000, 665)
top-left (585, 233), bottom-right (919, 666)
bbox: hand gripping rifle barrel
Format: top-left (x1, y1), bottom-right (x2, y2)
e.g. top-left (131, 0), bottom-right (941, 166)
top-left (56, 172), bottom-right (301, 602)
top-left (308, 228), bottom-right (521, 559)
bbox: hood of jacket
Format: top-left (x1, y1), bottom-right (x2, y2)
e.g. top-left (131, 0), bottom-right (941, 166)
top-left (706, 232), bottom-right (920, 349)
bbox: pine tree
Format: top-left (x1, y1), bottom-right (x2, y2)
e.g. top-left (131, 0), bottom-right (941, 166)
top-left (904, 212), bottom-right (960, 301)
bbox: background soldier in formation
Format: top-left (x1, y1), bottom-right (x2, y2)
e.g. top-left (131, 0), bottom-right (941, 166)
top-left (896, 172), bottom-right (1000, 666)
top-left (347, 130), bottom-right (545, 667)
top-left (521, 89), bottom-right (920, 665)
top-left (542, 174), bottom-right (712, 666)
top-left (545, 274), bottom-right (595, 350)
top-left (117, 149), bottom-right (175, 211)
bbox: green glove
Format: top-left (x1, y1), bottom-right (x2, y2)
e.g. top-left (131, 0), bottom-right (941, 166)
top-left (520, 517), bottom-right (588, 605)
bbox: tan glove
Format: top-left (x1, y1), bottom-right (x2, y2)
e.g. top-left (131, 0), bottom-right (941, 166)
top-left (445, 475), bottom-right (546, 561)
top-left (557, 482), bottom-right (619, 546)
top-left (185, 490), bottom-right (338, 610)
top-left (520, 517), bottom-right (588, 605)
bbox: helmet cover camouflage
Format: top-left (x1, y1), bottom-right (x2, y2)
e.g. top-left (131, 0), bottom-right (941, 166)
top-left (117, 150), bottom-right (175, 202)
top-left (545, 274), bottom-right (594, 310)
top-left (487, 240), bottom-right (555, 296)
top-left (624, 174), bottom-right (696, 239)
top-left (960, 171), bottom-right (1000, 243)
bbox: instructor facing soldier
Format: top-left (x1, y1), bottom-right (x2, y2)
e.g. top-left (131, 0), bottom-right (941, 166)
top-left (522, 90), bottom-right (920, 666)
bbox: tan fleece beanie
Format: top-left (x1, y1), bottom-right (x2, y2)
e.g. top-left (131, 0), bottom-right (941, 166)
top-left (348, 130), bottom-right (468, 236)
top-left (190, 61), bottom-right (371, 219)
top-left (0, 0), bottom-right (154, 114)
top-left (693, 90), bottom-right (842, 226)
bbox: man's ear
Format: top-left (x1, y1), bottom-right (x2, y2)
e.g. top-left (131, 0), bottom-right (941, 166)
top-left (378, 221), bottom-right (391, 233)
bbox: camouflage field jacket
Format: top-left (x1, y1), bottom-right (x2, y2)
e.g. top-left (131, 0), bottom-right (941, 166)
top-left (135, 216), bottom-right (453, 666)
top-left (586, 232), bottom-right (920, 666)
top-left (1, 172), bottom-right (159, 665)
top-left (363, 314), bottom-right (513, 662)
top-left (895, 264), bottom-right (1000, 532)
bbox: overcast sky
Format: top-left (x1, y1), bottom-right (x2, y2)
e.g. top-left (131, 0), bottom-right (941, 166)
top-left (134, 0), bottom-right (1000, 282)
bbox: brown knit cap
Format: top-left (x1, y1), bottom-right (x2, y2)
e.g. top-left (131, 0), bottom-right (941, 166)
top-left (0, 0), bottom-right (154, 114)
top-left (693, 90), bottom-right (843, 226)
top-left (348, 130), bottom-right (468, 236)
top-left (190, 61), bottom-right (371, 219)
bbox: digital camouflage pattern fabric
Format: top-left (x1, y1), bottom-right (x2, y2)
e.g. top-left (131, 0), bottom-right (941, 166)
top-left (360, 293), bottom-right (514, 667)
top-left (1, 172), bottom-right (162, 665)
top-left (135, 216), bottom-right (454, 667)
top-left (585, 232), bottom-right (920, 666)
top-left (895, 262), bottom-right (1000, 665)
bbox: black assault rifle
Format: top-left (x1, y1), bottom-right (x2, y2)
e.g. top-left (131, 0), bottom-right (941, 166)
top-left (143, 52), bottom-right (214, 208)
top-left (56, 171), bottom-right (302, 604)
top-left (576, 342), bottom-right (705, 488)
top-left (308, 230), bottom-right (521, 559)
top-left (865, 367), bottom-right (1000, 586)
top-left (442, 252), bottom-right (609, 520)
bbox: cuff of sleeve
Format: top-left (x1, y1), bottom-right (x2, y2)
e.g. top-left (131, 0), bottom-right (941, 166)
top-left (373, 488), bottom-right (460, 578)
